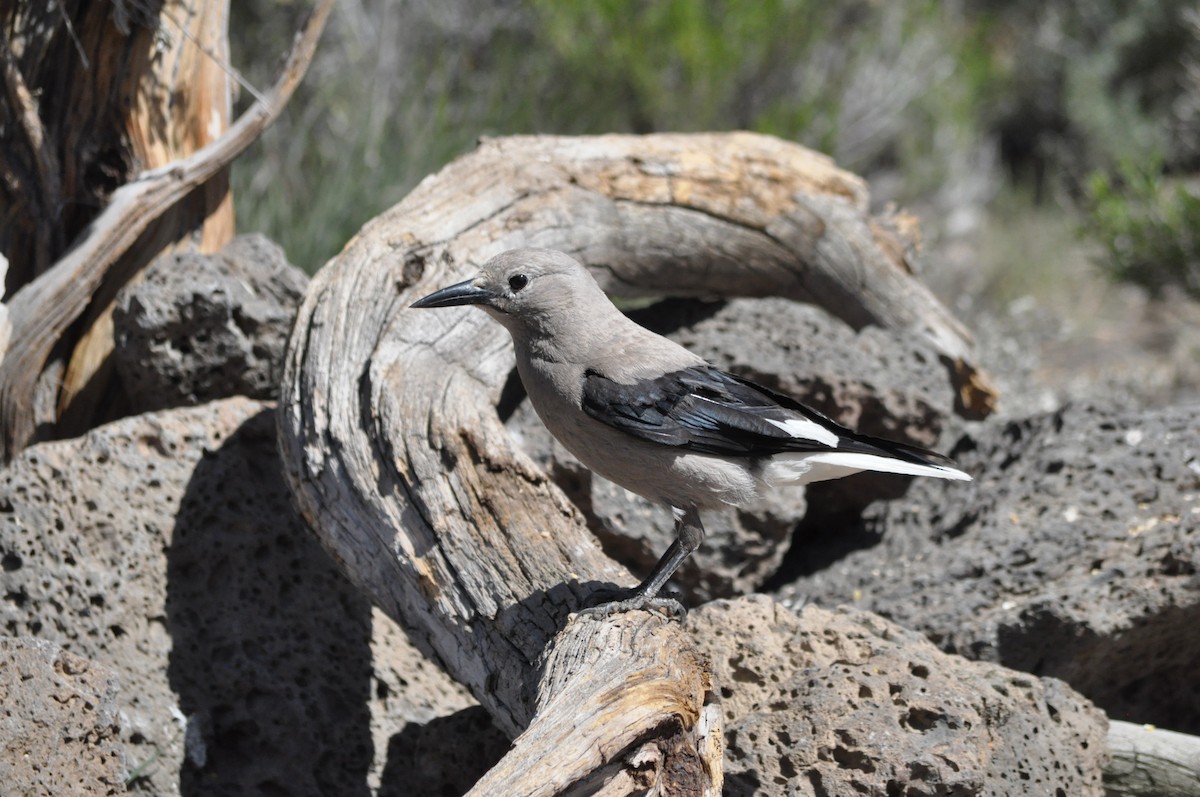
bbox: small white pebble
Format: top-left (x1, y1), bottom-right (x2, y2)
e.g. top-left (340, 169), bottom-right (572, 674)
top-left (1063, 506), bottom-right (1079, 523)
top-left (1124, 429), bottom-right (1144, 446)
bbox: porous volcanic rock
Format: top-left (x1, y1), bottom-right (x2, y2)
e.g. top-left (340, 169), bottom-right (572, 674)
top-left (376, 706), bottom-right (512, 797)
top-left (0, 636), bottom-right (126, 796)
top-left (780, 402), bottom-right (1200, 733)
top-left (0, 399), bottom-right (490, 795)
top-left (113, 234), bottom-right (308, 411)
top-left (688, 596), bottom-right (1109, 796)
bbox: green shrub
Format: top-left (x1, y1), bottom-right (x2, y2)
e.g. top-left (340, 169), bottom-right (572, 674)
top-left (1084, 157), bottom-right (1200, 298)
top-left (229, 0), bottom-right (1196, 281)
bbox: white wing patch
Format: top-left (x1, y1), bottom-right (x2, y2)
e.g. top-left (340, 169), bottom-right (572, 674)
top-left (765, 417), bottom-right (840, 448)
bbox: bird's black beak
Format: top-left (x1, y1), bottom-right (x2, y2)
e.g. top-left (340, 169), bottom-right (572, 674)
top-left (410, 279), bottom-right (495, 309)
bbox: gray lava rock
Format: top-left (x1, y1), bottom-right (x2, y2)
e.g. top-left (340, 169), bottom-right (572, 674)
top-left (377, 706), bottom-right (512, 797)
top-left (0, 399), bottom-right (486, 795)
top-left (113, 234), bottom-right (308, 412)
top-left (781, 402), bottom-right (1200, 733)
top-left (689, 596), bottom-right (1109, 796)
top-left (0, 636), bottom-right (126, 795)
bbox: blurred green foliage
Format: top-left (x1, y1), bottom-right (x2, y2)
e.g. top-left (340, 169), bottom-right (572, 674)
top-left (230, 0), bottom-right (986, 270)
top-left (230, 0), bottom-right (1200, 302)
top-left (528, 0), bottom-right (832, 134)
top-left (1085, 157), bottom-right (1200, 298)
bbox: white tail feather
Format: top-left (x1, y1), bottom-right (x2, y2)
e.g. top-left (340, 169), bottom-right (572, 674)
top-left (765, 451), bottom-right (972, 487)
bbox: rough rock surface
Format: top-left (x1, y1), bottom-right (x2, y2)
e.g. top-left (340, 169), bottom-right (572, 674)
top-left (0, 399), bottom-right (494, 795)
top-left (688, 596), bottom-right (1109, 796)
top-left (780, 402), bottom-right (1200, 733)
top-left (368, 608), bottom-right (509, 794)
top-left (505, 296), bottom-right (956, 600)
top-left (0, 636), bottom-right (126, 796)
top-left (112, 234), bottom-right (308, 412)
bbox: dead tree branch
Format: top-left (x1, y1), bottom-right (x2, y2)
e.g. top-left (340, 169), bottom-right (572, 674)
top-left (0, 0), bottom-right (333, 461)
top-left (1105, 720), bottom-right (1200, 797)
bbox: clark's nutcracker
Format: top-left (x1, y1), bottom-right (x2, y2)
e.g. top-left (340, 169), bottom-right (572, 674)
top-left (413, 248), bottom-right (971, 614)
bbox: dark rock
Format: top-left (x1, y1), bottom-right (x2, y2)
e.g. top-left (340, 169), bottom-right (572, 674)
top-left (377, 706), bottom-right (510, 797)
top-left (780, 402), bottom-right (1200, 733)
top-left (113, 234), bottom-right (308, 412)
top-left (0, 636), bottom-right (126, 795)
top-left (0, 398), bottom-right (483, 795)
top-left (689, 596), bottom-right (1109, 796)
top-left (631, 298), bottom-right (955, 449)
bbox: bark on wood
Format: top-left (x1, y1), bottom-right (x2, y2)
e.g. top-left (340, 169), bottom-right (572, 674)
top-left (0, 0), bottom-right (236, 286)
top-left (57, 0), bottom-right (239, 433)
top-left (0, 0), bottom-right (333, 461)
top-left (2, 0), bottom-right (237, 432)
top-left (467, 613), bottom-right (722, 797)
top-left (276, 131), bottom-right (991, 793)
top-left (1105, 720), bottom-right (1200, 797)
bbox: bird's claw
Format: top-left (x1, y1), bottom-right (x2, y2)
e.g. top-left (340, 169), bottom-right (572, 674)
top-left (577, 589), bottom-right (687, 621)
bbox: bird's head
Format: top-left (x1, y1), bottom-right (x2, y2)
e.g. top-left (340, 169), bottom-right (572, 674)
top-left (411, 248), bottom-right (611, 337)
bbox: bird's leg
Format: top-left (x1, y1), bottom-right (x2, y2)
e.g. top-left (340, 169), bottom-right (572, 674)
top-left (632, 507), bottom-right (704, 603)
top-left (580, 507), bottom-right (704, 620)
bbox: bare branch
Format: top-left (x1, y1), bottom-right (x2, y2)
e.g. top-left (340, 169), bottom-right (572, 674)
top-left (0, 0), bottom-right (334, 461)
top-left (1105, 720), bottom-right (1200, 797)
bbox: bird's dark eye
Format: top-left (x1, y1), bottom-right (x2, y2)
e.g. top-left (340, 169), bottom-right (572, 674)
top-left (508, 273), bottom-right (529, 292)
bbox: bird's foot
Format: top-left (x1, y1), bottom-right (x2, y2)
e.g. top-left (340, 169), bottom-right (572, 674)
top-left (577, 587), bottom-right (687, 621)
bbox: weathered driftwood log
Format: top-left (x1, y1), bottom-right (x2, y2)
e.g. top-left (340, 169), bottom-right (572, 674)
top-left (1105, 720), bottom-right (1200, 797)
top-left (467, 613), bottom-right (723, 797)
top-left (277, 131), bottom-right (990, 793)
top-left (0, 0), bottom-right (332, 460)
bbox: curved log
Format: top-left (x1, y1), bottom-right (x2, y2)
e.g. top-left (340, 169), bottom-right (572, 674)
top-left (467, 613), bottom-right (722, 796)
top-left (278, 132), bottom-right (987, 792)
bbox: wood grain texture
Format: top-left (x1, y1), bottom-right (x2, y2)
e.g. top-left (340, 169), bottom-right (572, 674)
top-left (57, 0), bottom-right (239, 428)
top-left (0, 0), bottom-right (333, 460)
top-left (466, 613), bottom-right (721, 796)
top-left (1105, 720), bottom-right (1200, 797)
top-left (277, 131), bottom-right (989, 792)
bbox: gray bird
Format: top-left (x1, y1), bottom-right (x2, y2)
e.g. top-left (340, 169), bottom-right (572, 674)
top-left (413, 248), bottom-right (971, 615)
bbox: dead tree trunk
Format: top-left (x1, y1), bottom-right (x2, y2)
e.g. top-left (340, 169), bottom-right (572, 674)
top-left (0, 0), bottom-right (235, 439)
top-left (276, 132), bottom-right (993, 794)
top-left (0, 0), bottom-right (332, 460)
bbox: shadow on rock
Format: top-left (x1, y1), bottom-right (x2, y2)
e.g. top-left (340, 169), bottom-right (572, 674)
top-left (378, 707), bottom-right (511, 797)
top-left (166, 407), bottom-right (375, 796)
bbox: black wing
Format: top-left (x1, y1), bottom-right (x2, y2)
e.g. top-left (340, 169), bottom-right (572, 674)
top-left (580, 365), bottom-right (961, 469)
top-left (580, 365), bottom-right (842, 457)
